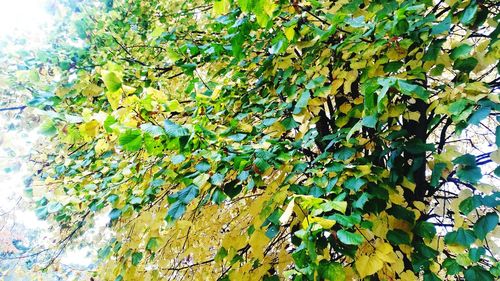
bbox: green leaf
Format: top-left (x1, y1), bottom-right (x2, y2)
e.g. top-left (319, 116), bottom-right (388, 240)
top-left (387, 205), bottom-right (415, 223)
top-left (387, 229), bottom-right (411, 245)
top-left (98, 245), bottom-right (112, 259)
top-left (423, 272), bottom-right (441, 281)
top-left (343, 177), bottom-right (366, 192)
top-left (170, 154), bottom-right (185, 164)
top-left (449, 99), bottom-right (470, 115)
top-left (430, 64), bottom-right (444, 76)
top-left (423, 39), bottom-right (445, 61)
top-left (330, 213), bottom-right (361, 228)
top-left (468, 107), bottom-right (491, 125)
top-left (468, 247), bottom-right (485, 262)
top-left (166, 201), bottom-right (186, 222)
top-left (144, 134), bottom-right (163, 155)
top-left (231, 32), bottom-right (244, 59)
top-left (430, 162), bottom-right (446, 187)
top-left (254, 158), bottom-right (271, 173)
top-left (454, 57), bottom-right (478, 73)
top-left (444, 228), bottom-right (476, 247)
top-left (318, 261), bottom-right (346, 281)
top-left (305, 76), bottom-right (326, 90)
top-left (334, 147), bottom-right (356, 161)
top-left (393, 19), bottom-right (409, 35)
top-left (228, 133), bottom-right (247, 142)
top-left (456, 166), bottom-right (482, 184)
top-left (131, 251), bottom-right (143, 266)
top-left (450, 44), bottom-right (473, 60)
top-left (269, 34), bottom-right (288, 55)
top-left (211, 173), bottom-right (224, 186)
top-left (104, 115), bottom-right (117, 132)
top-left (293, 90), bottom-right (310, 114)
top-left (321, 201), bottom-right (347, 214)
top-left (39, 120), bottom-right (57, 136)
top-left (415, 243), bottom-right (438, 259)
top-left (464, 266), bottom-right (494, 281)
top-left (47, 202), bottom-right (63, 213)
top-left (453, 154), bottom-right (477, 166)
top-left (140, 123), bottom-right (165, 137)
top-left (398, 80), bottom-right (429, 100)
top-left (109, 208), bottom-right (122, 221)
top-left (353, 193), bottom-right (370, 209)
top-left (443, 258), bottom-right (462, 275)
top-left (459, 195), bottom-right (482, 215)
top-left (460, 3), bottom-right (478, 26)
top-left (119, 129), bottom-right (143, 152)
top-left (171, 184), bottom-right (199, 204)
top-left (473, 212), bottom-right (499, 240)
top-left (346, 16), bottom-right (365, 28)
top-left (431, 15), bottom-right (451, 35)
top-left (414, 221), bottom-right (436, 240)
top-left (101, 70), bottom-right (122, 92)
top-left (337, 230), bottom-right (364, 245)
top-left (195, 161), bottom-right (211, 172)
top-left (364, 88), bottom-right (376, 114)
top-left (164, 120), bottom-right (190, 137)
top-left (146, 237), bottom-right (159, 252)
top-left (180, 63), bottom-right (196, 75)
top-left (494, 166), bottom-right (500, 177)
top-left (383, 61), bottom-right (403, 73)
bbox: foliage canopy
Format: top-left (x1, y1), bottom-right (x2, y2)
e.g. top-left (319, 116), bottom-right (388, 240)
top-left (12, 0), bottom-right (500, 280)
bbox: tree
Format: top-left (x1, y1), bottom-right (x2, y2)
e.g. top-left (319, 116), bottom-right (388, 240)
top-left (17, 0), bottom-right (500, 280)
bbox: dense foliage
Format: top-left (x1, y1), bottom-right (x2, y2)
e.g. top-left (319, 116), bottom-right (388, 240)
top-left (18, 0), bottom-right (500, 280)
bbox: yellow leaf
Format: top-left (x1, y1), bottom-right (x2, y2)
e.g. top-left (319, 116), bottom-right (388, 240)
top-left (284, 26), bottom-right (295, 41)
top-left (249, 229), bottom-right (270, 260)
top-left (327, 0), bottom-right (349, 13)
top-left (356, 164), bottom-right (372, 176)
top-left (331, 79), bottom-right (343, 93)
top-left (222, 233), bottom-right (247, 252)
top-left (413, 201), bottom-right (426, 212)
top-left (240, 123), bottom-right (253, 133)
top-left (213, 0), bottom-right (230, 16)
top-left (106, 89), bottom-right (123, 110)
top-left (429, 261), bottom-right (440, 273)
top-left (388, 104), bottom-right (405, 117)
top-left (355, 255), bottom-right (383, 278)
top-left (263, 0), bottom-right (276, 16)
top-left (399, 270), bottom-right (418, 281)
top-left (123, 85), bottom-right (136, 95)
top-left (350, 60), bottom-right (367, 69)
top-left (405, 111), bottom-right (420, 121)
top-left (491, 149), bottom-right (500, 164)
top-left (165, 100), bottom-right (184, 112)
top-left (401, 177), bottom-right (416, 192)
top-left (82, 83), bottom-right (103, 97)
top-left (306, 216), bottom-right (336, 229)
top-left (375, 242), bottom-right (397, 263)
top-left (279, 198), bottom-right (295, 225)
top-left (95, 139), bottom-right (109, 155)
top-left (79, 120), bottom-right (99, 138)
top-left (393, 251), bottom-right (405, 274)
top-left (339, 102), bottom-right (352, 114)
top-left (193, 174), bottom-right (210, 192)
top-left (335, 115), bottom-right (350, 128)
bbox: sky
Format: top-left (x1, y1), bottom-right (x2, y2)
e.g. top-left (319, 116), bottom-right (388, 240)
top-left (0, 0), bottom-right (53, 38)
top-left (0, 0), bottom-right (95, 274)
top-left (0, 0), bottom-right (52, 226)
top-left (0, 0), bottom-right (52, 223)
